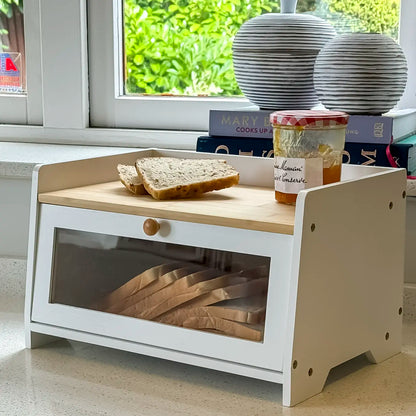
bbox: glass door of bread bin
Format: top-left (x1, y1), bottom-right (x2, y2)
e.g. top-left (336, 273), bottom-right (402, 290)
top-left (51, 227), bottom-right (270, 342)
top-left (31, 205), bottom-right (292, 370)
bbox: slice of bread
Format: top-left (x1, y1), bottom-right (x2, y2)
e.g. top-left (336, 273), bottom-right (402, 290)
top-left (117, 164), bottom-right (148, 195)
top-left (135, 157), bottom-right (239, 200)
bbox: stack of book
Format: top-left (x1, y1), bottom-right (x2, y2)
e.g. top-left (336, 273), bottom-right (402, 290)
top-left (197, 106), bottom-right (416, 175)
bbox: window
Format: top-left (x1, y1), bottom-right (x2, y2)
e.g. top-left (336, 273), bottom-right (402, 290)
top-left (89, 0), bottom-right (410, 134)
top-left (88, 0), bottom-right (250, 131)
top-left (123, 0), bottom-right (400, 99)
top-left (0, 0), bottom-right (414, 145)
top-left (0, 0), bottom-right (41, 125)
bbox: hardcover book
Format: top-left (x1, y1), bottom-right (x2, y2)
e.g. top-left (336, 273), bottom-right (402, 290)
top-left (393, 134), bottom-right (416, 173)
top-left (343, 142), bottom-right (415, 173)
top-left (209, 107), bottom-right (274, 139)
top-left (208, 107), bottom-right (416, 144)
top-left (196, 135), bottom-right (416, 174)
top-left (345, 109), bottom-right (416, 144)
top-left (197, 136), bottom-right (274, 158)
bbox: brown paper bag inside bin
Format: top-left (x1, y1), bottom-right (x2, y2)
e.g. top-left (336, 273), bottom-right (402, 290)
top-left (182, 316), bottom-right (264, 342)
top-left (119, 271), bottom-right (249, 319)
top-left (93, 263), bottom-right (186, 311)
top-left (157, 295), bottom-right (266, 326)
top-left (206, 295), bottom-right (266, 324)
top-left (121, 266), bottom-right (267, 320)
top-left (155, 277), bottom-right (268, 326)
top-left (104, 264), bottom-right (202, 314)
top-left (117, 268), bottom-right (220, 317)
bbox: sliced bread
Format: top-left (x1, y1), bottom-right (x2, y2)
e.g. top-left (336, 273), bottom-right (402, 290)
top-left (117, 164), bottom-right (147, 195)
top-left (135, 157), bottom-right (239, 200)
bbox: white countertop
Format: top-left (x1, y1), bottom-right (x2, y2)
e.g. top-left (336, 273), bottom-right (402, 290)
top-left (0, 142), bottom-right (137, 177)
top-left (1, 292), bottom-right (416, 416)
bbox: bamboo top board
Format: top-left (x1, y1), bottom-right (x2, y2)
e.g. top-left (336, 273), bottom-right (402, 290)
top-left (38, 181), bottom-right (296, 235)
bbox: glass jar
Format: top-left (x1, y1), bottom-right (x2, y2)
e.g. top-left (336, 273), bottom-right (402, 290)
top-left (270, 110), bottom-right (349, 205)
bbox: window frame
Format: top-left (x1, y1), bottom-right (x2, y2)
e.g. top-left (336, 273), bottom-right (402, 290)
top-left (88, 0), bottom-right (251, 131)
top-left (398, 0), bottom-right (416, 109)
top-left (0, 0), bottom-right (414, 147)
top-left (88, 0), bottom-right (416, 132)
top-left (0, 0), bottom-right (42, 125)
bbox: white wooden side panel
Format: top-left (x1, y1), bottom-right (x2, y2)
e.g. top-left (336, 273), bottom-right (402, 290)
top-left (283, 169), bottom-right (407, 406)
top-left (30, 204), bottom-right (292, 371)
top-left (25, 169), bottom-right (60, 347)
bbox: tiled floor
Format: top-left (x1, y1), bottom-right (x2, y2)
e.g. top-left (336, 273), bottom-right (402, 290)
top-left (1, 295), bottom-right (416, 416)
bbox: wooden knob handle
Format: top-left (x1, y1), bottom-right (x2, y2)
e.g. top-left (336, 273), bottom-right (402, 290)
top-left (143, 218), bottom-right (160, 236)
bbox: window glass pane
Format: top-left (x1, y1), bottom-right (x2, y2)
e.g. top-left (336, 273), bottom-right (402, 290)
top-left (123, 0), bottom-right (400, 98)
top-left (0, 0), bottom-right (25, 93)
top-left (311, 0), bottom-right (400, 41)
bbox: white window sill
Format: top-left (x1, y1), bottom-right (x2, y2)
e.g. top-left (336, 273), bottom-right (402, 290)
top-left (0, 125), bottom-right (203, 149)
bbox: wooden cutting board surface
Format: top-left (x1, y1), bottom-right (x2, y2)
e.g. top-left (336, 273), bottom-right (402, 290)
top-left (38, 182), bottom-right (296, 234)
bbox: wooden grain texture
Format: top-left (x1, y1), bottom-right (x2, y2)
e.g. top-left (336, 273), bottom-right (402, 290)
top-left (38, 182), bottom-right (296, 234)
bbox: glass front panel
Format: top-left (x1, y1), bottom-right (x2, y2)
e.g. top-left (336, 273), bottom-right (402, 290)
top-left (50, 228), bottom-right (271, 343)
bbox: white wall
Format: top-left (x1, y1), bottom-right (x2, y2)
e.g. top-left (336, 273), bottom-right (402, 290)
top-left (0, 177), bottom-right (31, 258)
top-left (399, 0), bottom-right (416, 109)
top-left (405, 198), bottom-right (416, 283)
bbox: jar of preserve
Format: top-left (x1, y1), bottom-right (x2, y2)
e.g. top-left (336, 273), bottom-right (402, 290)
top-left (270, 110), bottom-right (349, 204)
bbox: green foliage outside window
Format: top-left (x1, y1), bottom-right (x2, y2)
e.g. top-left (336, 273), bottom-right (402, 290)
top-left (0, 0), bottom-right (23, 50)
top-left (124, 0), bottom-right (400, 97)
top-left (124, 0), bottom-right (279, 96)
top-left (314, 0), bottom-right (399, 38)
top-left (0, 0), bottom-right (22, 17)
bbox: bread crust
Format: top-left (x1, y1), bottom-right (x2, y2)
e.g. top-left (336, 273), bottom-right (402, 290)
top-left (117, 164), bottom-right (148, 195)
top-left (135, 157), bottom-right (239, 200)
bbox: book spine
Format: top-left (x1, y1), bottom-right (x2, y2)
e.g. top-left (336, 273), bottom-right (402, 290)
top-left (197, 136), bottom-right (274, 158)
top-left (396, 134), bottom-right (416, 173)
top-left (343, 142), bottom-right (412, 173)
top-left (209, 110), bottom-right (274, 139)
top-left (209, 111), bottom-right (401, 143)
top-left (197, 136), bottom-right (413, 173)
top-left (345, 115), bottom-right (393, 144)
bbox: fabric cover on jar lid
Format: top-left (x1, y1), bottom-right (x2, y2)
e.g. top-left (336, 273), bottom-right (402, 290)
top-left (270, 110), bottom-right (349, 128)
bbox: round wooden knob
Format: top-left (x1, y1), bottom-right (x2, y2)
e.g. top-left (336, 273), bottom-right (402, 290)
top-left (143, 218), bottom-right (160, 236)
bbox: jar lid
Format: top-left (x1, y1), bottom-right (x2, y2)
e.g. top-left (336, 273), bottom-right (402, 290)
top-left (270, 110), bottom-right (349, 127)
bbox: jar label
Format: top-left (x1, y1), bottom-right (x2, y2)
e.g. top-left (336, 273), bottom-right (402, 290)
top-left (274, 156), bottom-right (323, 194)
